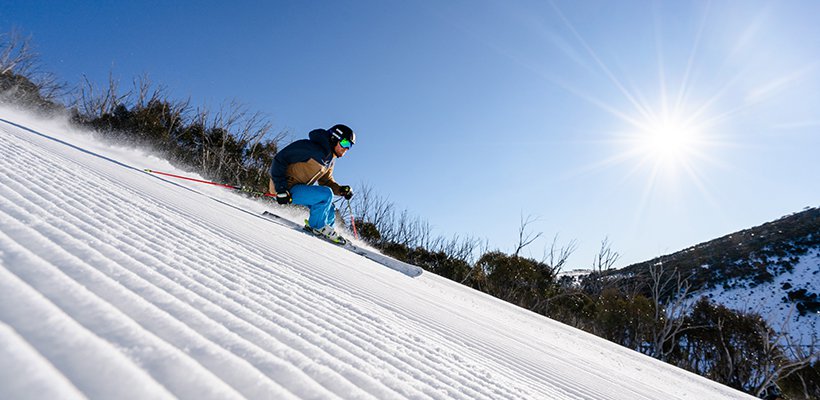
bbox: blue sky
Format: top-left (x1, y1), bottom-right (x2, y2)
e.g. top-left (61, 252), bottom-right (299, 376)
top-left (3, 0), bottom-right (819, 267)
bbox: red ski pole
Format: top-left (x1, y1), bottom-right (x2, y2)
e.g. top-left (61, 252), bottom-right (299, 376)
top-left (144, 169), bottom-right (276, 197)
top-left (346, 200), bottom-right (360, 240)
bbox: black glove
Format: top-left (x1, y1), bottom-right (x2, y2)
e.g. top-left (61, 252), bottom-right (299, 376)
top-left (340, 185), bottom-right (353, 200)
top-left (276, 190), bottom-right (292, 205)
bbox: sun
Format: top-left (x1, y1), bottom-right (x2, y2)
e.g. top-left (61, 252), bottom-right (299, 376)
top-left (638, 116), bottom-right (701, 165)
top-left (595, 104), bottom-right (721, 205)
top-left (545, 0), bottom-right (734, 200)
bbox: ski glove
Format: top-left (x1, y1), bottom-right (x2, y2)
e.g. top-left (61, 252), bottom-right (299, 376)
top-left (340, 186), bottom-right (354, 200)
top-left (276, 190), bottom-right (292, 205)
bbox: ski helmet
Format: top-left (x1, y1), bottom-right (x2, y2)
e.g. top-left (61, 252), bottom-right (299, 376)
top-left (329, 124), bottom-right (356, 148)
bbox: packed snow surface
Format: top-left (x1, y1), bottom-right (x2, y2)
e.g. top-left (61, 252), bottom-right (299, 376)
top-left (0, 107), bottom-right (753, 399)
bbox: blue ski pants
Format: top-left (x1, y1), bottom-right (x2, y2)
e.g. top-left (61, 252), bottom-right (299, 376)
top-left (290, 184), bottom-right (336, 229)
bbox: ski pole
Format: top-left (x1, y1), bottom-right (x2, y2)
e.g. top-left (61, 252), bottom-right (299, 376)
top-left (346, 200), bottom-right (360, 240)
top-left (144, 169), bottom-right (276, 198)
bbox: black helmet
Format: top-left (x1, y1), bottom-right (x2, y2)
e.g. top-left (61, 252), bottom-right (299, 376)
top-left (329, 124), bottom-right (356, 147)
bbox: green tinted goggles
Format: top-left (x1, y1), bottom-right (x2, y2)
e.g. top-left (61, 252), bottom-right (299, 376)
top-left (339, 138), bottom-right (353, 149)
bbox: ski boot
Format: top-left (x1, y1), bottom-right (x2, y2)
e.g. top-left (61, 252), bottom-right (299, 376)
top-left (304, 222), bottom-right (347, 245)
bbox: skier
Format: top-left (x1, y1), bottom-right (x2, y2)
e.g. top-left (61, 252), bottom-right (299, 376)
top-left (269, 124), bottom-right (355, 244)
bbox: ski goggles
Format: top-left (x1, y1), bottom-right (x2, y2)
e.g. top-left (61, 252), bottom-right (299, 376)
top-left (339, 138), bottom-right (353, 149)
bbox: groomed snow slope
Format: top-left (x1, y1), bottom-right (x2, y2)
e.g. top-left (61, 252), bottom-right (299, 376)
top-left (0, 108), bottom-right (753, 399)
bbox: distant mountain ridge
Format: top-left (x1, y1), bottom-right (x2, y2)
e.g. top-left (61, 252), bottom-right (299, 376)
top-left (618, 206), bottom-right (820, 342)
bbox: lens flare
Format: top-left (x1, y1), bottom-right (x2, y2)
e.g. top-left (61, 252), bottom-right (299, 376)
top-left (638, 116), bottom-right (701, 167)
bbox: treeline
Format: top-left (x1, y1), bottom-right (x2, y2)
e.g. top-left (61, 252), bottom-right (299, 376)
top-left (2, 30), bottom-right (817, 399)
top-left (72, 77), bottom-right (284, 192)
top-left (1, 30), bottom-right (285, 193)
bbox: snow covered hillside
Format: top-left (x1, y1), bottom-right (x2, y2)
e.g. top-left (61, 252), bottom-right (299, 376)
top-left (616, 206), bottom-right (820, 347)
top-left (0, 107), bottom-right (754, 399)
top-left (700, 249), bottom-right (820, 344)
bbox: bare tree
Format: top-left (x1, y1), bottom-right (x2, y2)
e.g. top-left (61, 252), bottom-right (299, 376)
top-left (1, 29), bottom-right (65, 105)
top-left (188, 105), bottom-right (213, 170)
top-left (133, 73), bottom-right (153, 108)
top-left (583, 237), bottom-right (620, 296)
top-left (428, 233), bottom-right (483, 264)
top-left (528, 235), bottom-right (579, 314)
top-left (392, 209), bottom-right (425, 247)
top-left (367, 187), bottom-right (396, 230)
top-left (0, 29), bottom-right (36, 76)
top-left (347, 183), bottom-right (395, 238)
top-left (188, 100), bottom-right (273, 182)
top-left (647, 260), bottom-right (699, 361)
top-left (76, 71), bottom-right (129, 118)
top-left (514, 214), bottom-right (543, 257)
top-left (592, 237), bottom-right (620, 273)
top-left (210, 100), bottom-right (244, 177)
top-left (345, 183), bottom-right (413, 246)
top-left (752, 308), bottom-right (819, 398)
top-left (133, 75), bottom-right (191, 145)
top-left (542, 234), bottom-right (578, 277)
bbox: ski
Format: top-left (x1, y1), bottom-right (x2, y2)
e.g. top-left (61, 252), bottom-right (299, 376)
top-left (261, 211), bottom-right (423, 278)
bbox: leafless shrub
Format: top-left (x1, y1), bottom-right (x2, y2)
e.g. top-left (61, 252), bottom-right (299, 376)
top-left (0, 29), bottom-right (66, 106)
top-left (646, 261), bottom-right (699, 361)
top-left (514, 214), bottom-right (543, 257)
top-left (75, 72), bottom-right (129, 117)
top-left (582, 237), bottom-right (621, 296)
top-left (346, 183), bottom-right (484, 263)
top-left (753, 309), bottom-right (819, 398)
top-left (542, 234), bottom-right (578, 277)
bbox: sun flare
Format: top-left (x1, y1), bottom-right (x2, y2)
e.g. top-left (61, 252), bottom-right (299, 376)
top-left (639, 117), bottom-right (700, 163)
